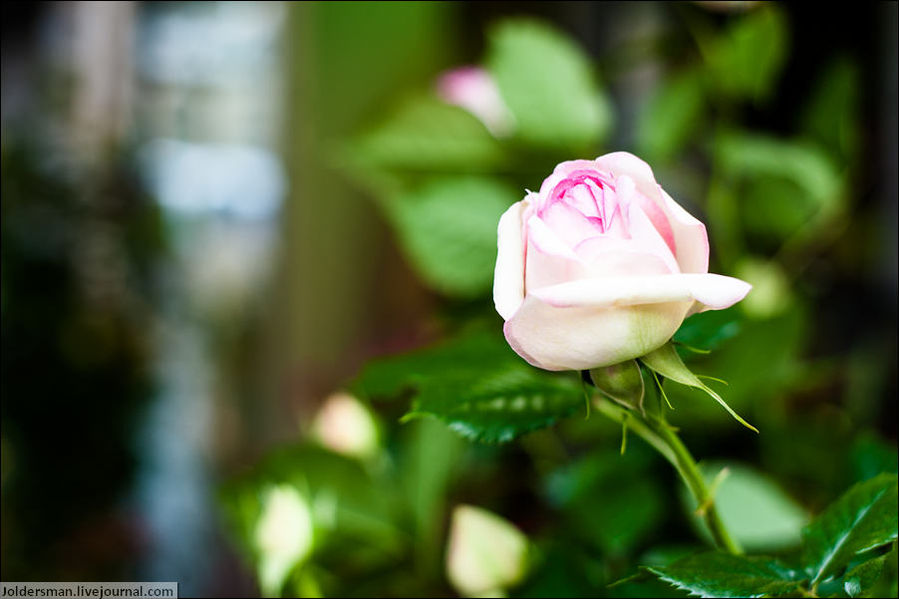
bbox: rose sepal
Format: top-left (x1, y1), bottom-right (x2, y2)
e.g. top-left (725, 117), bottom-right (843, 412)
top-left (589, 359), bottom-right (645, 415)
top-left (638, 342), bottom-right (758, 433)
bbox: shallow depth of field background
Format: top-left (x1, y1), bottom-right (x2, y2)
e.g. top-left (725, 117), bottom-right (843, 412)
top-left (1, 2), bottom-right (897, 597)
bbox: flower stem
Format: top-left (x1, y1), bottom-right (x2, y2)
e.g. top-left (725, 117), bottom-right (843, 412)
top-left (593, 395), bottom-right (742, 555)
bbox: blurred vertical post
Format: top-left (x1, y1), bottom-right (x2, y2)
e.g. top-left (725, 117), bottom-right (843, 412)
top-left (271, 2), bottom-right (456, 436)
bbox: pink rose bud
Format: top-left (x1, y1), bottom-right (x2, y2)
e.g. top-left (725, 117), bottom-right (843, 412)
top-left (437, 67), bottom-right (514, 137)
top-left (494, 152), bottom-right (752, 371)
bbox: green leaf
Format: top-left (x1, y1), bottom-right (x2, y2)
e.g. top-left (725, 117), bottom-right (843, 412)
top-left (486, 19), bottom-right (611, 149)
top-left (405, 367), bottom-right (583, 443)
top-left (673, 308), bottom-right (743, 352)
top-left (356, 329), bottom-right (583, 443)
top-left (354, 329), bottom-right (510, 400)
top-left (590, 359), bottom-right (645, 414)
top-left (645, 552), bottom-right (803, 598)
top-left (637, 68), bottom-right (706, 162)
top-left (399, 418), bottom-right (465, 574)
top-left (733, 257), bottom-right (793, 319)
top-left (547, 446), bottom-right (664, 557)
top-left (801, 56), bottom-right (861, 166)
top-left (843, 547), bottom-right (895, 598)
top-left (384, 176), bottom-right (519, 297)
top-left (640, 342), bottom-right (758, 433)
top-left (715, 131), bottom-right (844, 236)
top-left (685, 462), bottom-right (808, 552)
top-left (802, 473), bottom-right (899, 585)
top-left (707, 6), bottom-right (788, 102)
top-left (350, 94), bottom-right (507, 174)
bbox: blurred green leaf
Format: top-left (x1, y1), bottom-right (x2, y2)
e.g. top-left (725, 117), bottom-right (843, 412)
top-left (733, 257), bottom-right (793, 319)
top-left (486, 19), bottom-right (611, 150)
top-left (802, 473), bottom-right (899, 585)
top-left (645, 552), bottom-right (802, 598)
top-left (384, 176), bottom-right (519, 297)
top-left (685, 462), bottom-right (808, 552)
top-left (707, 6), bottom-right (788, 102)
top-left (740, 177), bottom-right (821, 243)
top-left (399, 418), bottom-right (464, 576)
top-left (637, 68), bottom-right (706, 162)
top-left (801, 56), bottom-right (861, 165)
top-left (715, 131), bottom-right (843, 240)
top-left (547, 447), bottom-right (664, 557)
top-left (850, 434), bottom-right (899, 484)
top-left (350, 94), bottom-right (507, 174)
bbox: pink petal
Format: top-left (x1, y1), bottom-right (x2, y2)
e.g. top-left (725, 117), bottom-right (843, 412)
top-left (659, 188), bottom-right (709, 274)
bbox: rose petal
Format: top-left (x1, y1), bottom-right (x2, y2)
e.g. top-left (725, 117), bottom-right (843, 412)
top-left (504, 296), bottom-right (691, 371)
top-left (493, 200), bottom-right (528, 320)
top-left (616, 174), bottom-right (676, 256)
top-left (594, 152), bottom-right (661, 204)
top-left (659, 188), bottom-right (709, 274)
top-left (504, 274), bottom-right (751, 370)
top-left (530, 274), bottom-right (751, 309)
top-left (540, 200), bottom-right (604, 246)
top-left (525, 216), bottom-right (586, 292)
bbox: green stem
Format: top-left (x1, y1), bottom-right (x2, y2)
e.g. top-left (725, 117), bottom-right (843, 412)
top-left (593, 396), bottom-right (742, 555)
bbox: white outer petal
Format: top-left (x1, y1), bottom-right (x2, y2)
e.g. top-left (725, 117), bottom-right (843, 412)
top-left (532, 274), bottom-right (751, 309)
top-left (493, 200), bottom-right (528, 320)
top-left (504, 274), bottom-right (751, 371)
top-left (504, 297), bottom-right (691, 371)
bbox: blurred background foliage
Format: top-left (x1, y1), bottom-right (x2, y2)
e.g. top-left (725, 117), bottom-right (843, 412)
top-left (1, 1), bottom-right (896, 597)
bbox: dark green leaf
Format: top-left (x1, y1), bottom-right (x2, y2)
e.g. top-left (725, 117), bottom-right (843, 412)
top-left (354, 329), bottom-right (516, 400)
top-left (405, 366), bottom-right (583, 443)
top-left (384, 176), bottom-right (519, 297)
top-left (802, 473), bottom-right (899, 585)
top-left (355, 329), bottom-right (583, 443)
top-left (843, 548), bottom-right (894, 598)
top-left (486, 19), bottom-right (611, 149)
top-left (646, 552), bottom-right (803, 598)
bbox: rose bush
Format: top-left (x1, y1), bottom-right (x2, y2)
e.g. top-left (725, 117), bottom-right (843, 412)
top-left (493, 152), bottom-right (751, 371)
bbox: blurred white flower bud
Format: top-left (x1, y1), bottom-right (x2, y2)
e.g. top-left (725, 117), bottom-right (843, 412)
top-left (446, 504), bottom-right (529, 597)
top-left (311, 392), bottom-right (380, 459)
top-left (254, 484), bottom-right (314, 595)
